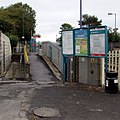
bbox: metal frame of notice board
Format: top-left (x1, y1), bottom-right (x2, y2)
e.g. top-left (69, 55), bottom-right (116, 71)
top-left (88, 26), bottom-right (108, 72)
top-left (62, 30), bottom-right (74, 83)
top-left (88, 26), bottom-right (108, 58)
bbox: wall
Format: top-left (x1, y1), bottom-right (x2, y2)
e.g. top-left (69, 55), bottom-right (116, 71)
top-left (0, 31), bottom-right (12, 76)
top-left (42, 42), bottom-right (63, 73)
top-left (108, 42), bottom-right (120, 51)
top-left (41, 41), bottom-right (104, 86)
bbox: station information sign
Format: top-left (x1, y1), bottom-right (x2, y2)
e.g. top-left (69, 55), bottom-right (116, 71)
top-left (90, 27), bottom-right (107, 57)
top-left (74, 29), bottom-right (88, 56)
top-left (62, 30), bottom-right (73, 55)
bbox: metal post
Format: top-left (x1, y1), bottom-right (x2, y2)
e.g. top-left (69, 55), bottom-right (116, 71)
top-left (80, 0), bottom-right (82, 28)
top-left (22, 14), bottom-right (25, 45)
top-left (108, 13), bottom-right (117, 32)
top-left (115, 13), bottom-right (116, 31)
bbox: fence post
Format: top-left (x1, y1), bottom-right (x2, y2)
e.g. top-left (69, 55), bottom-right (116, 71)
top-left (100, 58), bottom-right (105, 86)
top-left (108, 51), bottom-right (111, 71)
top-left (115, 50), bottom-right (118, 72)
top-left (118, 50), bottom-right (120, 89)
top-left (111, 51), bottom-right (114, 71)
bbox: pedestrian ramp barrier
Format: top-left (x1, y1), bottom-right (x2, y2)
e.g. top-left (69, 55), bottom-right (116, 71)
top-left (23, 45), bottom-right (30, 80)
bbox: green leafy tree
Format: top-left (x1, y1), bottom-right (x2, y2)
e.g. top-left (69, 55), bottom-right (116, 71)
top-left (108, 27), bottom-right (120, 42)
top-left (6, 34), bottom-right (19, 51)
top-left (0, 2), bottom-right (36, 47)
top-left (10, 36), bottom-right (18, 48)
top-left (56, 23), bottom-right (73, 46)
top-left (60, 23), bottom-right (73, 31)
top-left (81, 14), bottom-right (102, 27)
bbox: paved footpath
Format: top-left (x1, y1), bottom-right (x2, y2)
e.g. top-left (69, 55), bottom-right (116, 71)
top-left (29, 52), bottom-right (59, 85)
top-left (0, 52), bottom-right (120, 120)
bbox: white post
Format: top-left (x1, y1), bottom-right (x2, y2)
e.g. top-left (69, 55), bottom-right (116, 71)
top-left (118, 50), bottom-right (120, 89)
top-left (111, 51), bottom-right (114, 71)
top-left (115, 50), bottom-right (118, 72)
top-left (108, 51), bottom-right (111, 71)
top-left (100, 58), bottom-right (105, 86)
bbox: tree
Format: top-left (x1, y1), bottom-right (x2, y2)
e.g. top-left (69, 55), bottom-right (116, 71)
top-left (9, 35), bottom-right (19, 51)
top-left (0, 2), bottom-right (36, 45)
top-left (108, 27), bottom-right (120, 42)
top-left (81, 14), bottom-right (102, 27)
top-left (56, 23), bottom-right (73, 46)
top-left (60, 23), bottom-right (73, 31)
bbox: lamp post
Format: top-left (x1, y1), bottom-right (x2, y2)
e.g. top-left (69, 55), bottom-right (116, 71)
top-left (80, 0), bottom-right (82, 28)
top-left (22, 14), bottom-right (25, 45)
top-left (108, 13), bottom-right (117, 32)
top-left (108, 13), bottom-right (118, 50)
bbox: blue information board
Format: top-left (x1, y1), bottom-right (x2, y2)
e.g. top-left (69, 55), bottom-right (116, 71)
top-left (73, 28), bottom-right (88, 56)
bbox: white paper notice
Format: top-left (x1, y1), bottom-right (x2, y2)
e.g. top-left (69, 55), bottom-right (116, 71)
top-left (90, 28), bottom-right (106, 56)
top-left (62, 31), bottom-right (73, 55)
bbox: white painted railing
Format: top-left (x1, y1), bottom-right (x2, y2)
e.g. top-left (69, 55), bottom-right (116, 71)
top-left (108, 50), bottom-right (119, 72)
top-left (107, 50), bottom-right (120, 88)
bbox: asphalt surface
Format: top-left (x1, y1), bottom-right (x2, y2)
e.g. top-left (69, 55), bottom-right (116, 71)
top-left (29, 52), bottom-right (58, 84)
top-left (0, 52), bottom-right (120, 120)
top-left (28, 52), bottom-right (120, 120)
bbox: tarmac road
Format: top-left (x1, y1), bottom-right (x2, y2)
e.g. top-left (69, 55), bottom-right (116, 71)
top-left (0, 52), bottom-right (120, 120)
top-left (29, 85), bottom-right (120, 120)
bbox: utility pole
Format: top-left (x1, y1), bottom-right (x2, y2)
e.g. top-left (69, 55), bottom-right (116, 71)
top-left (22, 14), bottom-right (25, 45)
top-left (80, 0), bottom-right (82, 28)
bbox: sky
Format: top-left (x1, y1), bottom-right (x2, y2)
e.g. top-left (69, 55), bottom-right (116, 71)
top-left (0, 0), bottom-right (120, 42)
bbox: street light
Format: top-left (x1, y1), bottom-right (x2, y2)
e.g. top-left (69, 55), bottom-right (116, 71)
top-left (108, 13), bottom-right (118, 47)
top-left (108, 13), bottom-right (117, 32)
top-left (22, 14), bottom-right (25, 45)
top-left (80, 0), bottom-right (82, 28)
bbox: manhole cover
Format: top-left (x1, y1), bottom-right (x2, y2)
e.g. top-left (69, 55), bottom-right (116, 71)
top-left (34, 107), bottom-right (60, 118)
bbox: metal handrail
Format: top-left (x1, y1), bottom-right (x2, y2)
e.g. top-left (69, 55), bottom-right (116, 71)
top-left (24, 45), bottom-right (30, 64)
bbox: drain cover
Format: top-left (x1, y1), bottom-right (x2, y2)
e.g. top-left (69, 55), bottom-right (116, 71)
top-left (34, 107), bottom-right (60, 118)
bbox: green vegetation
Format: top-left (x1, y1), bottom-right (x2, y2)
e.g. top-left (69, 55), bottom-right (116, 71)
top-left (0, 2), bottom-right (36, 47)
top-left (56, 23), bottom-right (73, 46)
top-left (108, 27), bottom-right (120, 42)
top-left (81, 14), bottom-right (102, 27)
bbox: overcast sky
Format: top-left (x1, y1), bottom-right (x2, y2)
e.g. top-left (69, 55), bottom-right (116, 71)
top-left (0, 0), bottom-right (120, 42)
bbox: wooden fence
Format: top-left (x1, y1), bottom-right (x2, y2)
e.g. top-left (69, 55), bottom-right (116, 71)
top-left (108, 50), bottom-right (120, 72)
top-left (107, 50), bottom-right (120, 88)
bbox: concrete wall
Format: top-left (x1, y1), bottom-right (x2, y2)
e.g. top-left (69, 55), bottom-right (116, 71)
top-left (41, 41), bottom-right (50, 57)
top-left (42, 42), bottom-right (63, 73)
top-left (0, 31), bottom-right (12, 76)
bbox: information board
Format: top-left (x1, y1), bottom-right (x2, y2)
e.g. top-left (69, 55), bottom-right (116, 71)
top-left (62, 31), bottom-right (73, 55)
top-left (74, 29), bottom-right (88, 56)
top-left (90, 27), bottom-right (107, 57)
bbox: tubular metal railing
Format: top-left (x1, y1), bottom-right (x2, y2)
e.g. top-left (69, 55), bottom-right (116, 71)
top-left (23, 45), bottom-right (30, 80)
